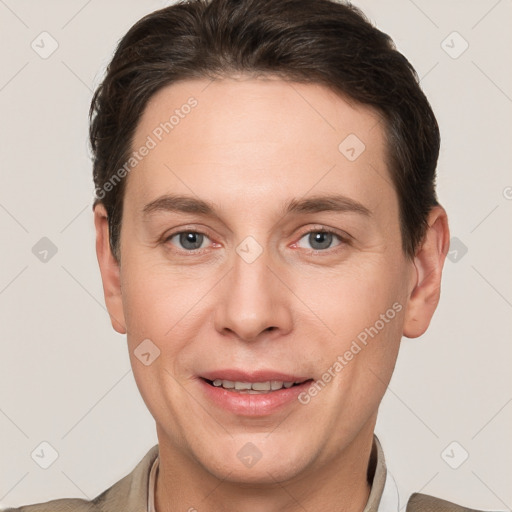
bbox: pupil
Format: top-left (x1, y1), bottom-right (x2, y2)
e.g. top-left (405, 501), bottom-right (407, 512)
top-left (310, 232), bottom-right (332, 250)
top-left (180, 232), bottom-right (203, 250)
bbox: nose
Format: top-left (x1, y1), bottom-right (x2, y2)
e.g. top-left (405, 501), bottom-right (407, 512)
top-left (213, 243), bottom-right (293, 342)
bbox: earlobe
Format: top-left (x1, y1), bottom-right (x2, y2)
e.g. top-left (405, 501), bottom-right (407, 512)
top-left (402, 206), bottom-right (450, 339)
top-left (93, 204), bottom-right (127, 335)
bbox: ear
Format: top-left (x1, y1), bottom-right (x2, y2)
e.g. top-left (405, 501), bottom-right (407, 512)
top-left (403, 205), bottom-right (450, 339)
top-left (93, 203), bottom-right (127, 334)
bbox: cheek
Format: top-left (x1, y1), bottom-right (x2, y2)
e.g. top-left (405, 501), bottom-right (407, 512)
top-left (293, 257), bottom-right (408, 394)
top-left (120, 255), bottom-right (193, 338)
top-left (120, 269), bottom-right (165, 339)
top-left (119, 260), bottom-right (196, 415)
top-left (298, 260), bottom-right (405, 333)
top-left (119, 254), bottom-right (215, 378)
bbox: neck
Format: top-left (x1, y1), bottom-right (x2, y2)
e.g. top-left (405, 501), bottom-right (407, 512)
top-left (154, 422), bottom-right (376, 512)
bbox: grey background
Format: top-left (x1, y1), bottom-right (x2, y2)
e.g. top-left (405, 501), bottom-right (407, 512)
top-left (0, 0), bottom-right (511, 509)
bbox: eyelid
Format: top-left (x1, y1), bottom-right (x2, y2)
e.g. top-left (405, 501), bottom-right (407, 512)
top-left (162, 224), bottom-right (213, 241)
top-left (299, 222), bottom-right (349, 235)
top-left (295, 224), bottom-right (351, 242)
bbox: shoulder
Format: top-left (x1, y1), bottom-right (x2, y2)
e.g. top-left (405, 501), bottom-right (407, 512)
top-left (1, 498), bottom-right (94, 512)
top-left (2, 444), bottom-right (159, 512)
top-left (406, 492), bottom-right (491, 512)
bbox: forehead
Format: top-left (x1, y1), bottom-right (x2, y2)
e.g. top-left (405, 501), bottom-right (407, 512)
top-left (126, 76), bottom-right (395, 218)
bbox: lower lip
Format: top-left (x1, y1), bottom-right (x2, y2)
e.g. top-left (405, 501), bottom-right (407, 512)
top-left (198, 378), bottom-right (313, 416)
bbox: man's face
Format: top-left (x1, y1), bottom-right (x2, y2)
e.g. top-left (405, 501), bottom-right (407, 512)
top-left (112, 77), bottom-right (416, 482)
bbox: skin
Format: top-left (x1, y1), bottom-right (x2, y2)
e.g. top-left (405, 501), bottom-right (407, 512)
top-left (94, 76), bottom-right (449, 512)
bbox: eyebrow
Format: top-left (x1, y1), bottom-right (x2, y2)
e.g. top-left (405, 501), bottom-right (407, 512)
top-left (142, 193), bottom-right (371, 219)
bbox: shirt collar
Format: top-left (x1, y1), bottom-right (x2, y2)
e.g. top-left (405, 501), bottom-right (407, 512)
top-left (147, 449), bottom-right (158, 512)
top-left (365, 435), bottom-right (400, 512)
top-left (148, 434), bottom-right (399, 512)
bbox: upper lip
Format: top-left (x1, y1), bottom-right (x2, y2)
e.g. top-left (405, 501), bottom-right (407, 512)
top-left (200, 369), bottom-right (311, 383)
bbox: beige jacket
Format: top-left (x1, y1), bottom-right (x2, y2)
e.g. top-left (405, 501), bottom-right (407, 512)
top-left (3, 440), bottom-right (485, 512)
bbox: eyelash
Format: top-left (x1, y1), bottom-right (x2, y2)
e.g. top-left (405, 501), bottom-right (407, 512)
top-left (163, 226), bottom-right (350, 255)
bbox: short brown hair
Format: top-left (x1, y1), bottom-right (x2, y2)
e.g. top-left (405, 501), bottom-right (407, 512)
top-left (90, 0), bottom-right (440, 261)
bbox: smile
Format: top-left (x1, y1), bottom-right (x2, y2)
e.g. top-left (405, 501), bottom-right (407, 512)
top-left (206, 378), bottom-right (308, 393)
top-left (198, 370), bottom-right (314, 415)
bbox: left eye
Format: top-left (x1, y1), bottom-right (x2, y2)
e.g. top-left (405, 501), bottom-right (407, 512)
top-left (167, 231), bottom-right (210, 251)
top-left (296, 230), bottom-right (343, 251)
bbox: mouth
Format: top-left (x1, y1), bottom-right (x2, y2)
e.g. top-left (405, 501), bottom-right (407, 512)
top-left (197, 370), bottom-right (314, 416)
top-left (202, 378), bottom-right (310, 394)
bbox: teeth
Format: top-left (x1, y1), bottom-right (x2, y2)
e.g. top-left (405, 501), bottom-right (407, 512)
top-left (210, 379), bottom-right (302, 392)
top-left (252, 382), bottom-right (271, 391)
top-left (234, 381), bottom-right (252, 390)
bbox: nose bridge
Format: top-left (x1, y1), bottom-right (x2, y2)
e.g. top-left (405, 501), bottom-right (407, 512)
top-left (233, 244), bottom-right (272, 302)
top-left (214, 238), bottom-right (292, 341)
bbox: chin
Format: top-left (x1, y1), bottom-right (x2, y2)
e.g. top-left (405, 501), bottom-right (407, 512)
top-left (207, 457), bottom-right (308, 486)
top-left (189, 431), bottom-right (314, 485)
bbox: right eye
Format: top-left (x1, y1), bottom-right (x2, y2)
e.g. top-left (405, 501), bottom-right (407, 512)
top-left (165, 231), bottom-right (212, 252)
